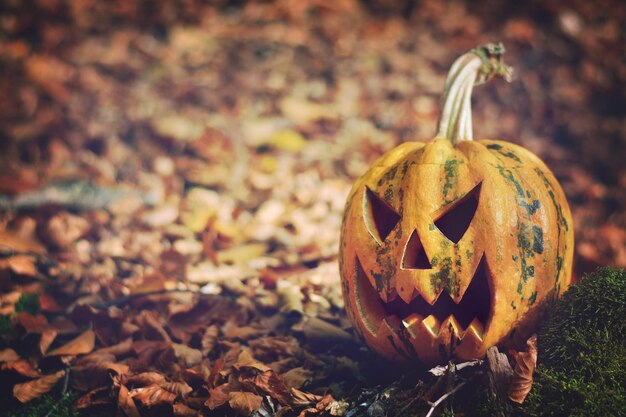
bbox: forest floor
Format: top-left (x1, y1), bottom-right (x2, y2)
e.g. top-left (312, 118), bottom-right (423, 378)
top-left (0, 0), bottom-right (625, 416)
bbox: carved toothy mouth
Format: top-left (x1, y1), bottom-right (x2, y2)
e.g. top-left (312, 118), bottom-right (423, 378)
top-left (354, 256), bottom-right (491, 341)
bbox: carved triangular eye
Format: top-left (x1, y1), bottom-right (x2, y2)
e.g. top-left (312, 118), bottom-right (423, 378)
top-left (435, 182), bottom-right (481, 244)
top-left (364, 187), bottom-right (401, 244)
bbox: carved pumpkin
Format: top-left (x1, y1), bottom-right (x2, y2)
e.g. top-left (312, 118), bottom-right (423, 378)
top-left (339, 44), bottom-right (574, 365)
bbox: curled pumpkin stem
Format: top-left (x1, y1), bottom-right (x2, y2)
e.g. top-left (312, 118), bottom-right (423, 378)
top-left (435, 42), bottom-right (513, 144)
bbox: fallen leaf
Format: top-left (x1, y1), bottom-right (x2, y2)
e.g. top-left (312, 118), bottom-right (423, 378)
top-left (47, 329), bottom-right (96, 356)
top-left (228, 391), bottom-right (263, 416)
top-left (2, 359), bottom-right (41, 377)
top-left (118, 383), bottom-right (142, 417)
top-left (130, 384), bottom-right (177, 407)
top-left (124, 372), bottom-right (167, 387)
top-left (508, 334), bottom-right (538, 404)
top-left (172, 343), bottom-right (203, 367)
top-left (290, 387), bottom-right (322, 407)
top-left (0, 255), bottom-right (38, 276)
top-left (92, 338), bottom-right (133, 357)
top-left (282, 367), bottom-right (313, 389)
top-left (201, 325), bottom-right (219, 356)
top-left (206, 383), bottom-right (232, 410)
top-left (13, 370), bottom-right (65, 403)
top-left (45, 212), bottom-right (90, 248)
top-left (173, 402), bottom-right (199, 417)
top-left (246, 370), bottom-right (291, 405)
top-left (0, 227), bottom-right (45, 254)
top-left (74, 386), bottom-right (113, 411)
top-left (0, 348), bottom-right (20, 362)
top-left (39, 329), bottom-right (58, 355)
top-left (235, 350), bottom-right (271, 372)
top-left (269, 130), bottom-right (307, 152)
top-left (17, 312), bottom-right (48, 333)
top-left (162, 381), bottom-right (193, 397)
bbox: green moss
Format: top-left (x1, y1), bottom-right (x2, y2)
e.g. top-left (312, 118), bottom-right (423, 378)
top-left (0, 314), bottom-right (11, 338)
top-left (14, 293), bottom-right (40, 316)
top-left (519, 267), bottom-right (626, 417)
top-left (462, 267), bottom-right (625, 417)
top-left (3, 392), bottom-right (79, 417)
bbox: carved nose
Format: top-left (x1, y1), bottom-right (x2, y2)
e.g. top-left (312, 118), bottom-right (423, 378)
top-left (402, 230), bottom-right (432, 269)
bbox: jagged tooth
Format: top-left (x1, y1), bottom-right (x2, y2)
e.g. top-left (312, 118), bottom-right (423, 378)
top-left (421, 314), bottom-right (441, 337)
top-left (374, 316), bottom-right (414, 361)
top-left (401, 313), bottom-right (424, 338)
top-left (378, 315), bottom-right (402, 333)
top-left (439, 315), bottom-right (463, 340)
top-left (456, 318), bottom-right (485, 359)
top-left (467, 318), bottom-right (485, 340)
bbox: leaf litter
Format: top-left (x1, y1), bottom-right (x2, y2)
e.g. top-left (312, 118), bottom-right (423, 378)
top-left (0, 0), bottom-right (624, 415)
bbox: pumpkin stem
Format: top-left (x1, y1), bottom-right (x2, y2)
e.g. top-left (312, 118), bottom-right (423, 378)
top-left (435, 43), bottom-right (512, 144)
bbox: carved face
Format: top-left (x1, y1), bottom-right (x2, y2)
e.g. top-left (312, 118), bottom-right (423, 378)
top-left (339, 139), bottom-right (574, 365)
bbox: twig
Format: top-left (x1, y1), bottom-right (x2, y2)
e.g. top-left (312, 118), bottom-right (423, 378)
top-left (424, 382), bottom-right (466, 417)
top-left (43, 367), bottom-right (71, 417)
top-left (60, 366), bottom-right (70, 396)
top-left (429, 359), bottom-right (483, 376)
top-left (396, 380), bottom-right (424, 416)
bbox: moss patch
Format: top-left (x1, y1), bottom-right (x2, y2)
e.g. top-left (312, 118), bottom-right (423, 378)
top-left (519, 267), bottom-right (626, 417)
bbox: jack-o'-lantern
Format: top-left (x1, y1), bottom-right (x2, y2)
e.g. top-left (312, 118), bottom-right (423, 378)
top-left (339, 44), bottom-right (574, 365)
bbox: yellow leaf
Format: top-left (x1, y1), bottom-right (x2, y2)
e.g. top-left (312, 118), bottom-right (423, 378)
top-left (47, 329), bottom-right (95, 356)
top-left (217, 243), bottom-right (268, 265)
top-left (153, 115), bottom-right (204, 142)
top-left (268, 130), bottom-right (306, 152)
top-left (13, 370), bottom-right (65, 403)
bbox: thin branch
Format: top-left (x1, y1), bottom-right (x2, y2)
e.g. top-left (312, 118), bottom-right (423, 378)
top-left (424, 382), bottom-right (466, 417)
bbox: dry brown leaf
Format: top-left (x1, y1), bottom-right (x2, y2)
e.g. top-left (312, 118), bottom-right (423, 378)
top-left (45, 212), bottom-right (90, 248)
top-left (173, 402), bottom-right (199, 417)
top-left (290, 387), bottom-right (322, 407)
top-left (17, 312), bottom-right (48, 333)
top-left (124, 371), bottom-right (167, 387)
top-left (118, 383), bottom-right (142, 417)
top-left (0, 228), bottom-right (45, 255)
top-left (222, 321), bottom-right (268, 340)
top-left (74, 386), bottom-right (112, 411)
top-left (201, 325), bottom-right (219, 356)
top-left (234, 349), bottom-right (271, 372)
top-left (13, 370), bottom-right (65, 403)
top-left (0, 255), bottom-right (38, 275)
top-left (243, 370), bottom-right (291, 405)
top-left (0, 348), bottom-right (20, 362)
top-left (508, 334), bottom-right (538, 404)
top-left (71, 358), bottom-right (129, 391)
top-left (173, 343), bottom-right (203, 367)
top-left (39, 329), bottom-right (58, 355)
top-left (162, 381), bottom-right (193, 397)
top-left (228, 391), bottom-right (263, 416)
top-left (136, 310), bottom-right (172, 342)
top-left (299, 317), bottom-right (351, 345)
top-left (2, 359), bottom-right (41, 377)
top-left (205, 383), bottom-right (232, 410)
top-left (130, 384), bottom-right (177, 407)
top-left (47, 329), bottom-right (95, 356)
top-left (92, 337), bottom-right (133, 357)
top-left (282, 367), bottom-right (313, 389)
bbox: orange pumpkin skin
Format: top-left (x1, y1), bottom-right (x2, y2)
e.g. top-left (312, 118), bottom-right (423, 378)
top-left (338, 47), bottom-right (574, 365)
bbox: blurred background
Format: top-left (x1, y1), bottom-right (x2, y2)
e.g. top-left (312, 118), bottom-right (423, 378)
top-left (0, 0), bottom-right (625, 279)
